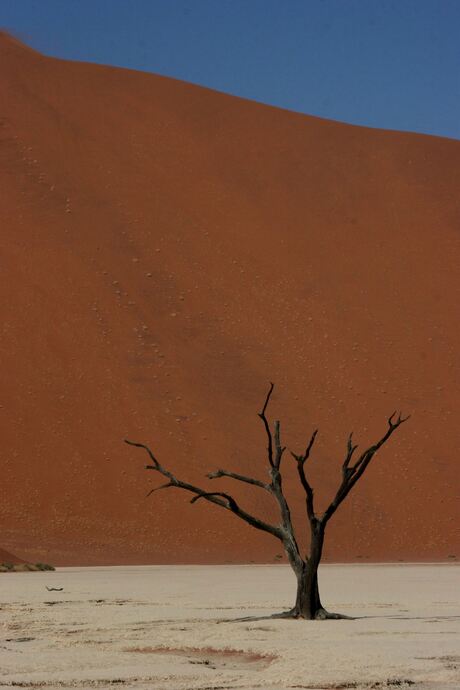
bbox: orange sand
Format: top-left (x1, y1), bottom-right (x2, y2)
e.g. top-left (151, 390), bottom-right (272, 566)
top-left (0, 32), bottom-right (459, 565)
top-left (0, 547), bottom-right (25, 564)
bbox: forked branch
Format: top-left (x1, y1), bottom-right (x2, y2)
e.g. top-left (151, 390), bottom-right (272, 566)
top-left (269, 417), bottom-right (301, 568)
top-left (290, 428), bottom-right (318, 522)
top-left (342, 432), bottom-right (358, 479)
top-left (125, 384), bottom-right (303, 569)
top-left (322, 411), bottom-right (410, 523)
top-left (124, 439), bottom-right (283, 540)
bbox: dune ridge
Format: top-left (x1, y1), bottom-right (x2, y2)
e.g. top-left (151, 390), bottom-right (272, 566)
top-left (0, 32), bottom-right (459, 565)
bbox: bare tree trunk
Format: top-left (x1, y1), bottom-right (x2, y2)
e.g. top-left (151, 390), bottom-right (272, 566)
top-left (293, 520), bottom-right (325, 619)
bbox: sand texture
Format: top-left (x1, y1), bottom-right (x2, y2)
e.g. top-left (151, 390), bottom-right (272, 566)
top-left (1, 564), bottom-right (459, 689)
top-left (0, 549), bottom-right (25, 565)
top-left (1, 32), bottom-right (459, 565)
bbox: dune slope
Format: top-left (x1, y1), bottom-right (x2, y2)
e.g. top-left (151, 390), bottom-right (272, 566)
top-left (0, 32), bottom-right (459, 565)
top-left (0, 547), bottom-right (25, 565)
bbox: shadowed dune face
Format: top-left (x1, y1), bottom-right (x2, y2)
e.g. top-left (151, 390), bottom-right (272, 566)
top-left (0, 547), bottom-right (25, 564)
top-left (0, 32), bottom-right (459, 566)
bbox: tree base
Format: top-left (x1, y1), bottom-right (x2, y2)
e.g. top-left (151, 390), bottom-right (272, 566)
top-left (228, 607), bottom-right (354, 622)
top-left (313, 608), bottom-right (353, 620)
top-left (287, 607), bottom-right (353, 620)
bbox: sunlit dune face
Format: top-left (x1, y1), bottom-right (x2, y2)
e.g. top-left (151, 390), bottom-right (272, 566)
top-left (0, 32), bottom-right (459, 566)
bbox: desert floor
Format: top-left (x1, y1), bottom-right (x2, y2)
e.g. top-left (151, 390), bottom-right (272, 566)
top-left (1, 564), bottom-right (459, 689)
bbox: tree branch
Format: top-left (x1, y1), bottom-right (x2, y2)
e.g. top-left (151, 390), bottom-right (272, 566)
top-left (258, 382), bottom-right (275, 468)
top-left (290, 428), bottom-right (318, 522)
top-left (268, 419), bottom-right (303, 570)
top-left (322, 411), bottom-right (410, 523)
top-left (273, 420), bottom-right (286, 469)
top-left (342, 432), bottom-right (358, 479)
top-left (145, 481), bottom-right (174, 498)
top-left (207, 468), bottom-right (271, 492)
top-left (125, 440), bottom-right (161, 468)
top-left (125, 439), bottom-right (284, 541)
top-left (190, 491), bottom-right (238, 509)
top-left (255, 384), bottom-right (302, 567)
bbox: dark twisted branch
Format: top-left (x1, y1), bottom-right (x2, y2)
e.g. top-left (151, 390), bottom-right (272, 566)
top-left (190, 491), bottom-right (239, 509)
top-left (145, 481), bottom-right (174, 498)
top-left (124, 439), bottom-right (284, 540)
top-left (256, 386), bottom-right (302, 566)
top-left (342, 432), bottom-right (358, 479)
top-left (189, 492), bottom-right (290, 542)
top-left (273, 420), bottom-right (286, 469)
top-left (207, 468), bottom-right (271, 492)
top-left (258, 381), bottom-right (275, 468)
top-left (290, 428), bottom-right (318, 522)
top-left (269, 417), bottom-right (302, 569)
top-left (126, 384), bottom-right (303, 570)
top-left (322, 411), bottom-right (410, 523)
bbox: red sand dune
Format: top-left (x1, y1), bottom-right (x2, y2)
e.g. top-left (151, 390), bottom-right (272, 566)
top-left (0, 32), bottom-right (459, 565)
top-left (0, 547), bottom-right (25, 564)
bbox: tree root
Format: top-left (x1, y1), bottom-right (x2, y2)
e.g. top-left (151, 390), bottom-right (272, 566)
top-left (314, 608), bottom-right (354, 620)
top-left (220, 607), bottom-right (354, 623)
top-left (220, 608), bottom-right (296, 623)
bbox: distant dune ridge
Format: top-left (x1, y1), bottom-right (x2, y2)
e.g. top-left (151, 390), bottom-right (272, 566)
top-left (0, 32), bottom-right (459, 566)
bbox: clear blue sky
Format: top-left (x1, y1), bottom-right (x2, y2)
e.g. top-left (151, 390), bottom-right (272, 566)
top-left (1, 0), bottom-right (459, 140)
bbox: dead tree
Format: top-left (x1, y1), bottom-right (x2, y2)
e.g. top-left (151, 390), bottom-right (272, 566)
top-left (125, 383), bottom-right (409, 620)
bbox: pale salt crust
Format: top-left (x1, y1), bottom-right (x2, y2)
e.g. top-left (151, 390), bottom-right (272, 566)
top-left (0, 564), bottom-right (458, 689)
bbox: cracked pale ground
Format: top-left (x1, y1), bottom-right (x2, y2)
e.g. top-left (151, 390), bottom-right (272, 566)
top-left (1, 564), bottom-right (459, 689)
